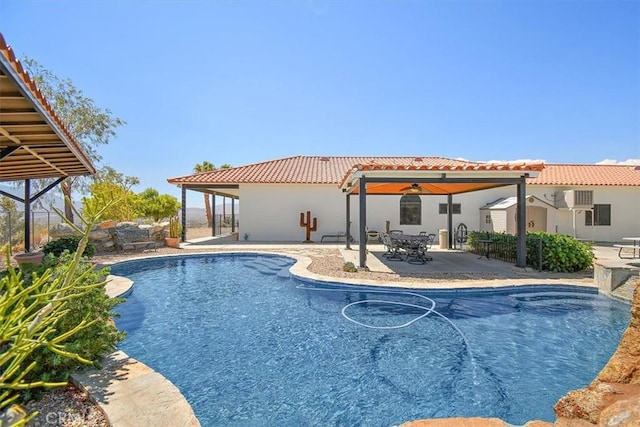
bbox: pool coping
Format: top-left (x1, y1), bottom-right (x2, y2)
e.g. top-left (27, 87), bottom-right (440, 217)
top-left (72, 273), bottom-right (200, 427)
top-left (81, 250), bottom-right (625, 426)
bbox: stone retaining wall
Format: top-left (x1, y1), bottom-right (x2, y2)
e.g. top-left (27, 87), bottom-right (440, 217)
top-left (50, 220), bottom-right (170, 252)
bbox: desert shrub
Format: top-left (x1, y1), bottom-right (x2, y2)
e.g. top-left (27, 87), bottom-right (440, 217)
top-left (342, 261), bottom-right (358, 273)
top-left (1, 240), bottom-right (110, 420)
top-left (18, 253), bottom-right (125, 398)
top-left (42, 236), bottom-right (95, 258)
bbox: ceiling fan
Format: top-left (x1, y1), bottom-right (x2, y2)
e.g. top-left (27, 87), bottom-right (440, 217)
top-left (400, 183), bottom-right (425, 195)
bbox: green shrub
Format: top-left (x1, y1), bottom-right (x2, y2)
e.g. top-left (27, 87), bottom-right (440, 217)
top-left (1, 200), bottom-right (124, 418)
top-left (526, 231), bottom-right (594, 273)
top-left (42, 236), bottom-right (95, 258)
top-left (467, 230), bottom-right (593, 273)
top-left (18, 254), bottom-right (125, 396)
top-left (342, 261), bottom-right (357, 273)
top-left (0, 240), bottom-right (106, 420)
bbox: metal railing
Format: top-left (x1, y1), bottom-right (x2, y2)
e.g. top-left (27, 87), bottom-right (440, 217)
top-left (468, 232), bottom-right (544, 271)
top-left (0, 210), bottom-right (66, 254)
top-left (184, 213), bottom-right (240, 240)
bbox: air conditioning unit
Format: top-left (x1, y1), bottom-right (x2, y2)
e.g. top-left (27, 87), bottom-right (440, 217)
top-left (554, 190), bottom-right (593, 209)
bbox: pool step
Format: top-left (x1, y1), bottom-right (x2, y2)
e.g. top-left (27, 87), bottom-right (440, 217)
top-left (244, 258), bottom-right (292, 276)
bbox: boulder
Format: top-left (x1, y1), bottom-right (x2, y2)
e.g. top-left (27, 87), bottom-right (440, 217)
top-left (554, 279), bottom-right (640, 424)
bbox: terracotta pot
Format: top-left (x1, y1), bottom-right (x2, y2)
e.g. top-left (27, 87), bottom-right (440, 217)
top-left (14, 251), bottom-right (45, 267)
top-left (164, 237), bottom-right (180, 248)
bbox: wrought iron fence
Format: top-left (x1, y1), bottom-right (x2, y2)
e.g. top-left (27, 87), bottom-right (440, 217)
top-left (467, 232), bottom-right (544, 271)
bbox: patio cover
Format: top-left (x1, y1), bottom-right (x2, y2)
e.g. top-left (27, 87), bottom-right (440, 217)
top-left (0, 33), bottom-right (96, 250)
top-left (338, 162), bottom-right (545, 268)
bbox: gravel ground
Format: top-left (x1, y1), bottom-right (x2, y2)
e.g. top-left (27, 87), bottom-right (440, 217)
top-left (18, 231), bottom-right (639, 426)
top-left (23, 383), bottom-right (108, 427)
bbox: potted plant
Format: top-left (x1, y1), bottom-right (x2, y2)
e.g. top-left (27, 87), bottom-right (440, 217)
top-left (13, 250), bottom-right (45, 268)
top-left (165, 215), bottom-right (181, 248)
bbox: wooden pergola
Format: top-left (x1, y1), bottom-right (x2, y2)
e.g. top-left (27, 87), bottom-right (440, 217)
top-left (0, 33), bottom-right (95, 251)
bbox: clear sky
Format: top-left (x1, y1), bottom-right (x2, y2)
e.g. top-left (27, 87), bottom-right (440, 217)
top-left (2, 0), bottom-right (639, 207)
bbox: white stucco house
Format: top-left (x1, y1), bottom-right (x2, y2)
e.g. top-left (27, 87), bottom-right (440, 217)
top-left (168, 156), bottom-right (640, 246)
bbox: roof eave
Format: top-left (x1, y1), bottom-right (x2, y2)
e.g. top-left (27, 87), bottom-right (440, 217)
top-left (0, 38), bottom-right (96, 176)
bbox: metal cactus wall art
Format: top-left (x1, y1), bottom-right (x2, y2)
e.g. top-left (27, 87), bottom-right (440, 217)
top-left (299, 210), bottom-right (317, 242)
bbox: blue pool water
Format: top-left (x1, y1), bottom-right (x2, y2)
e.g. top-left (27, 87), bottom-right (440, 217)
top-left (112, 254), bottom-right (631, 427)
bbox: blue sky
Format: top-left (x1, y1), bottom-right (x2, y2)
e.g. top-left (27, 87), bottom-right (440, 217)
top-left (2, 0), bottom-right (639, 207)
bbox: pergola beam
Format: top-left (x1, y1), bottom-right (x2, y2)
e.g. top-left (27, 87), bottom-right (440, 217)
top-left (350, 173), bottom-right (533, 269)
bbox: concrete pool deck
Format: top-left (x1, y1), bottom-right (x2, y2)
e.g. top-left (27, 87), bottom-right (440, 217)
top-left (77, 243), bottom-right (638, 426)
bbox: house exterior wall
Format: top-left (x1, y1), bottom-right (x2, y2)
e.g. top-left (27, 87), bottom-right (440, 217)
top-left (526, 186), bottom-right (640, 241)
top-left (234, 183), bottom-right (638, 243)
top-left (238, 184), bottom-right (357, 242)
top-left (237, 184), bottom-right (521, 242)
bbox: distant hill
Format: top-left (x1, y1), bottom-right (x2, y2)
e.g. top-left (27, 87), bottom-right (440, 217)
top-left (185, 203), bottom-right (239, 224)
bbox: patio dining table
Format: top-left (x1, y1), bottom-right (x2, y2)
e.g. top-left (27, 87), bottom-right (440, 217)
top-left (616, 237), bottom-right (640, 259)
top-left (389, 234), bottom-right (434, 264)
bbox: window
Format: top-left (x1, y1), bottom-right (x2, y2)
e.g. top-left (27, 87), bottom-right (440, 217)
top-left (438, 203), bottom-right (461, 214)
top-left (400, 195), bottom-right (421, 225)
top-left (585, 204), bottom-right (611, 226)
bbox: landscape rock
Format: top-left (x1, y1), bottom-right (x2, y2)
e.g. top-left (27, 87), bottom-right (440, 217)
top-left (399, 418), bottom-right (508, 427)
top-left (554, 281), bottom-right (640, 424)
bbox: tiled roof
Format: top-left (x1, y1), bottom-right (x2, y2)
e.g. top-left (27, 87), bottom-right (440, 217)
top-left (0, 33), bottom-right (95, 180)
top-left (528, 164), bottom-right (640, 187)
top-left (168, 155), bottom-right (482, 185)
top-left (340, 161), bottom-right (544, 188)
top-left (169, 156), bottom-right (640, 188)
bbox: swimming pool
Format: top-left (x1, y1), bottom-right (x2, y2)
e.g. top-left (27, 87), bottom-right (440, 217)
top-left (112, 254), bottom-right (630, 426)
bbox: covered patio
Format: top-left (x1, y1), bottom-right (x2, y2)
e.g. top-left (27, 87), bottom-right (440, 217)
top-left (341, 244), bottom-right (535, 277)
top-left (0, 34), bottom-right (95, 251)
top-left (338, 162), bottom-right (544, 268)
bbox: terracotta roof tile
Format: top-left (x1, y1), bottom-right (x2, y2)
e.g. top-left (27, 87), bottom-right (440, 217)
top-left (528, 164), bottom-right (640, 186)
top-left (169, 157), bottom-right (640, 188)
top-left (0, 33), bottom-right (91, 168)
top-left (168, 156), bottom-right (542, 186)
top-left (0, 33), bottom-right (95, 179)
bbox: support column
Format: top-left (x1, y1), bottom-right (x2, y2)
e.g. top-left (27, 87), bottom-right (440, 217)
top-left (181, 186), bottom-right (187, 242)
top-left (447, 193), bottom-right (453, 249)
top-left (231, 197), bottom-right (236, 233)
top-left (359, 178), bottom-right (367, 269)
top-left (516, 178), bottom-right (527, 267)
top-left (24, 179), bottom-right (31, 252)
top-left (345, 194), bottom-right (351, 250)
top-left (211, 193), bottom-right (216, 237)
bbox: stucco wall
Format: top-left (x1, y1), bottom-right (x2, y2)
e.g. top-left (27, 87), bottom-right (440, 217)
top-left (238, 184), bottom-right (519, 242)
top-left (234, 184), bottom-right (639, 243)
top-left (527, 186), bottom-right (640, 241)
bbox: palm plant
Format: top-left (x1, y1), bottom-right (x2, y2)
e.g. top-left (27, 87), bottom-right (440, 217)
top-left (193, 161), bottom-right (216, 226)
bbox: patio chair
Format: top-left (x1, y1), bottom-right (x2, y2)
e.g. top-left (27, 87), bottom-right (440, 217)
top-left (455, 223), bottom-right (468, 249)
top-left (425, 233), bottom-right (436, 249)
top-left (381, 232), bottom-right (404, 261)
top-left (405, 234), bottom-right (434, 264)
